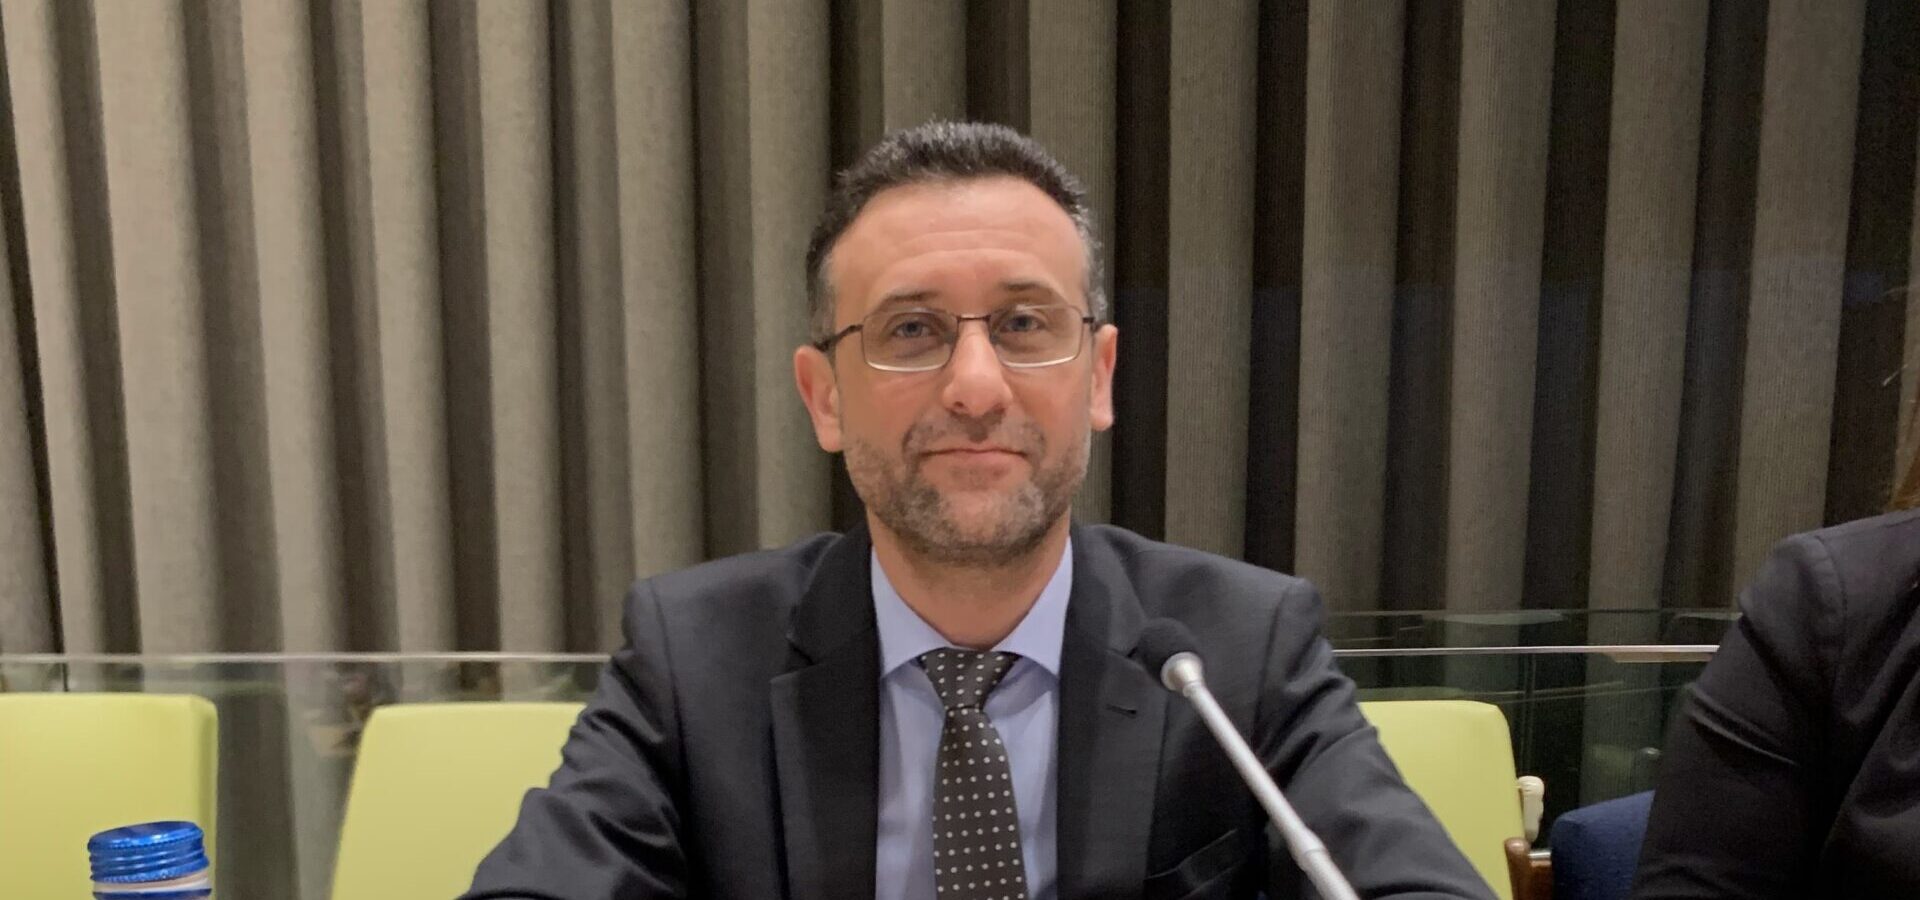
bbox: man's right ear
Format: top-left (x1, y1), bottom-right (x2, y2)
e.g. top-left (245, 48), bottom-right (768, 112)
top-left (793, 345), bottom-right (844, 453)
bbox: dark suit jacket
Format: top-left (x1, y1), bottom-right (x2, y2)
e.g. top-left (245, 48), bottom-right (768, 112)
top-left (465, 524), bottom-right (1491, 899)
top-left (1633, 510), bottom-right (1920, 898)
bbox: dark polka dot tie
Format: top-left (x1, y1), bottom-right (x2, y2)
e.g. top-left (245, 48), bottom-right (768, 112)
top-left (919, 648), bottom-right (1028, 900)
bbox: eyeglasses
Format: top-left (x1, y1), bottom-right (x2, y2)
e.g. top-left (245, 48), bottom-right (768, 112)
top-left (814, 303), bottom-right (1097, 373)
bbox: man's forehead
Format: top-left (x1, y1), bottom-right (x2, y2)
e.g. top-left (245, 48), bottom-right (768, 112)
top-left (850, 178), bottom-right (1073, 237)
top-left (827, 178), bottom-right (1085, 301)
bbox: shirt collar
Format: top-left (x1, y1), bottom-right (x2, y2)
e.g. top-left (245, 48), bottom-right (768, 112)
top-left (871, 537), bottom-right (1073, 680)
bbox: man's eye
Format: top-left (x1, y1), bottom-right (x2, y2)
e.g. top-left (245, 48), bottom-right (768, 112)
top-left (1000, 313), bottom-right (1044, 333)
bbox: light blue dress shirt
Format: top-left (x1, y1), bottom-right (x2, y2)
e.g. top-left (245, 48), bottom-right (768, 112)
top-left (872, 541), bottom-right (1072, 900)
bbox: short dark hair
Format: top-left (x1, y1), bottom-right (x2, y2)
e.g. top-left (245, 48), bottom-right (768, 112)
top-left (804, 121), bottom-right (1106, 343)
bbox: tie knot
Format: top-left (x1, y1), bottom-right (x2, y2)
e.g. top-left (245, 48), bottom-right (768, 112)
top-left (918, 648), bottom-right (1018, 712)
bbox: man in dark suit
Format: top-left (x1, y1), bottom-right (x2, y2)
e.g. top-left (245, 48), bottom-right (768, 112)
top-left (465, 122), bottom-right (1491, 900)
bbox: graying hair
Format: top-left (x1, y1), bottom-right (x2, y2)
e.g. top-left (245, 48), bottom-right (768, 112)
top-left (804, 121), bottom-right (1107, 343)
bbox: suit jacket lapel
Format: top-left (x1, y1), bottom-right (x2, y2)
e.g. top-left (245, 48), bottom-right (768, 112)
top-left (770, 526), bottom-right (880, 900)
top-left (1056, 526), bottom-right (1167, 899)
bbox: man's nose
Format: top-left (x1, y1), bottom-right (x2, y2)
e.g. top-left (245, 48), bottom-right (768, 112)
top-left (940, 322), bottom-right (1013, 418)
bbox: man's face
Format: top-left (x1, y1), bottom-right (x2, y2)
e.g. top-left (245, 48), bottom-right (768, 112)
top-left (794, 177), bottom-right (1118, 565)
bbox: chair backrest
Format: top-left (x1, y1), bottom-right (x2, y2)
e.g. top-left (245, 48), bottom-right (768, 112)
top-left (1549, 790), bottom-right (1654, 900)
top-left (1361, 699), bottom-right (1523, 900)
top-left (0, 693), bottom-right (219, 897)
top-left (330, 702), bottom-right (583, 900)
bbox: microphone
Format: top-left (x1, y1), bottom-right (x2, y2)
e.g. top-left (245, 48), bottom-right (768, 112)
top-left (1139, 620), bottom-right (1360, 900)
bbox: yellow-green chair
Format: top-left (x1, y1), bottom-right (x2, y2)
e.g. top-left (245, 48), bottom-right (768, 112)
top-left (0, 694), bottom-right (219, 898)
top-left (330, 702), bottom-right (583, 900)
top-left (1361, 700), bottom-right (1523, 900)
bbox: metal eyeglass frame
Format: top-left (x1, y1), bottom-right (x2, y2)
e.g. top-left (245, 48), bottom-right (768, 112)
top-left (812, 304), bottom-right (1098, 373)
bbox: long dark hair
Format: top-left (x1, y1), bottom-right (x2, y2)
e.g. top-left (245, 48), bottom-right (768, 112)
top-left (1895, 421), bottom-right (1920, 510)
top-left (1895, 288), bottom-right (1920, 510)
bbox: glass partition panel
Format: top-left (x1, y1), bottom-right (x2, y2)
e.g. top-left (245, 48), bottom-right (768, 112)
top-left (1323, 608), bottom-right (1735, 649)
top-left (1342, 647), bottom-right (1710, 831)
top-left (1, 648), bottom-right (1708, 897)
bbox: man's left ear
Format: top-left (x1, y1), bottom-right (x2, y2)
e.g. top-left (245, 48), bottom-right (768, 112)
top-left (1089, 323), bottom-right (1117, 432)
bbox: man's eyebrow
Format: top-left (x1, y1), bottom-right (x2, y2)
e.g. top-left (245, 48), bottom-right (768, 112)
top-left (997, 279), bottom-right (1059, 297)
top-left (871, 281), bottom-right (1060, 310)
top-left (874, 289), bottom-right (940, 309)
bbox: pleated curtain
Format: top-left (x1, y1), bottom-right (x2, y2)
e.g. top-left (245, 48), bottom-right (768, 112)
top-left (0, 0), bottom-right (1917, 659)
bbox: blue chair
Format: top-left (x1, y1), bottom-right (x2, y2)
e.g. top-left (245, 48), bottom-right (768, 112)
top-left (1549, 791), bottom-right (1654, 900)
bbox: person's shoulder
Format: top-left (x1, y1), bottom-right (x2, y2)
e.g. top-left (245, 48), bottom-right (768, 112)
top-left (1795, 508), bottom-right (1920, 628)
top-left (1763, 510), bottom-right (1920, 607)
top-left (1800, 507), bottom-right (1920, 565)
top-left (1074, 523), bottom-right (1319, 621)
top-left (1742, 510), bottom-right (1920, 654)
top-left (627, 531), bottom-right (844, 619)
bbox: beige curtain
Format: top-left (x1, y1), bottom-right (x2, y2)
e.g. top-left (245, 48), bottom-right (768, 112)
top-left (0, 0), bottom-right (1916, 659)
top-left (0, 1), bottom-right (1914, 894)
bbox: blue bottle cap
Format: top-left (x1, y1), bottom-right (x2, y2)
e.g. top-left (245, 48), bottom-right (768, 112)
top-left (88, 821), bottom-right (210, 884)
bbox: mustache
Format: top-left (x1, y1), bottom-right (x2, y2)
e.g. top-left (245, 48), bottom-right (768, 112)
top-left (902, 411), bottom-right (1044, 456)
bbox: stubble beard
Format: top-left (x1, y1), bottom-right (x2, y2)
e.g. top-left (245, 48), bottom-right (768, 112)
top-left (845, 413), bottom-right (1087, 568)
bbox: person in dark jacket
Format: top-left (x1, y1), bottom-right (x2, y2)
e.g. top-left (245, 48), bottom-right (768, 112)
top-left (464, 122), bottom-right (1490, 900)
top-left (1633, 493), bottom-right (1920, 894)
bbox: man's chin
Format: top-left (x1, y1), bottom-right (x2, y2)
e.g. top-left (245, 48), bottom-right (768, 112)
top-left (936, 520), bottom-right (1025, 548)
top-left (904, 521), bottom-right (1052, 564)
top-left (926, 505), bottom-right (1059, 552)
top-left (929, 492), bottom-right (1030, 529)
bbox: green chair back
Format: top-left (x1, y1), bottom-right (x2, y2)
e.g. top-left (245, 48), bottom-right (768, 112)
top-left (329, 702), bottom-right (583, 900)
top-left (1362, 699), bottom-right (1523, 900)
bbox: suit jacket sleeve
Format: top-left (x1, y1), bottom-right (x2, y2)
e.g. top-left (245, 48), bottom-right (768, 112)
top-left (1631, 534), bottom-right (1839, 899)
top-left (463, 582), bottom-right (691, 900)
top-left (1254, 578), bottom-right (1497, 899)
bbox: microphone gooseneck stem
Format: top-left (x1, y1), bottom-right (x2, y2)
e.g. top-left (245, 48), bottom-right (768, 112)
top-left (1171, 663), bottom-right (1362, 900)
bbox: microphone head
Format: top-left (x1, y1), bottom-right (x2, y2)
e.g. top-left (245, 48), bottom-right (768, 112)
top-left (1138, 619), bottom-right (1203, 692)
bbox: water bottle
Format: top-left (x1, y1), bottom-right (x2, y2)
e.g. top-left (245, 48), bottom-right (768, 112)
top-left (87, 821), bottom-right (212, 899)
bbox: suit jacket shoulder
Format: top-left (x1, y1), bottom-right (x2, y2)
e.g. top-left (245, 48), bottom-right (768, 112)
top-left (1737, 509), bottom-right (1920, 715)
top-left (1797, 508), bottom-right (1920, 659)
top-left (634, 532), bottom-right (841, 625)
top-left (1074, 524), bottom-right (1321, 627)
